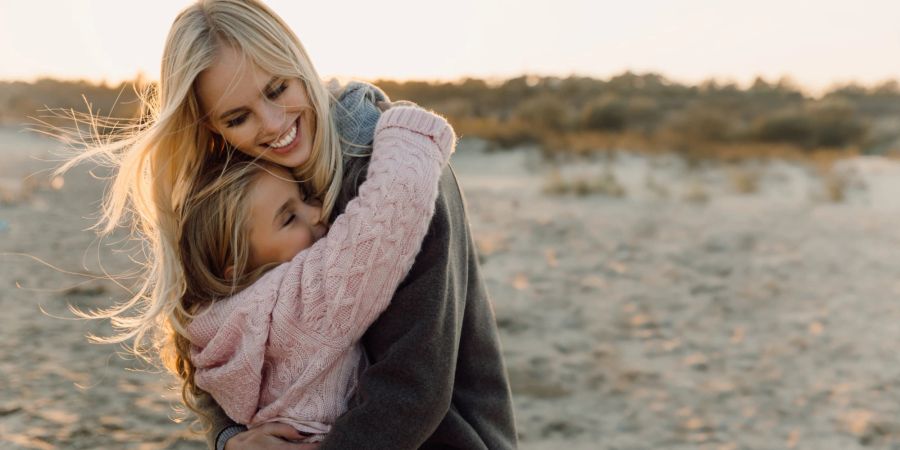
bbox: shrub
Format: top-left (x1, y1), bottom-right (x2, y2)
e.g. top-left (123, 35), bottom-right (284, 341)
top-left (754, 108), bottom-right (814, 147)
top-left (452, 116), bottom-right (540, 149)
top-left (808, 100), bottom-right (866, 148)
top-left (514, 94), bottom-right (571, 132)
top-left (753, 101), bottom-right (867, 149)
top-left (581, 96), bottom-right (627, 132)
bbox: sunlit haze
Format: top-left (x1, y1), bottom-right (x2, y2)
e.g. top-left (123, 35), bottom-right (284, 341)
top-left (2, 0), bottom-right (900, 92)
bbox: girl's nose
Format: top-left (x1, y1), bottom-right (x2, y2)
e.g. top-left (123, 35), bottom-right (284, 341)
top-left (307, 202), bottom-right (323, 224)
top-left (302, 199), bottom-right (324, 226)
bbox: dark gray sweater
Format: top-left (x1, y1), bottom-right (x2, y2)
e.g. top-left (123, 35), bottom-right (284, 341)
top-left (197, 162), bottom-right (518, 449)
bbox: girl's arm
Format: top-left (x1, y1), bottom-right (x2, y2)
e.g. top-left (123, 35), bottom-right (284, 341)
top-left (273, 105), bottom-right (455, 343)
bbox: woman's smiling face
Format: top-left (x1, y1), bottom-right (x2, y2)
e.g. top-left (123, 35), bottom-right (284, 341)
top-left (197, 44), bottom-right (316, 168)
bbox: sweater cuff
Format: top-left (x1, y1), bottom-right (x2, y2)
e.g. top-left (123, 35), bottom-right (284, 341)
top-left (216, 424), bottom-right (247, 450)
top-left (375, 106), bottom-right (456, 157)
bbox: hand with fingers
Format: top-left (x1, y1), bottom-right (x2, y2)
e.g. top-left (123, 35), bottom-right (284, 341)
top-left (224, 423), bottom-right (321, 450)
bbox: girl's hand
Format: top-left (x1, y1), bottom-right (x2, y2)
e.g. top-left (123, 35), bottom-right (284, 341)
top-left (224, 423), bottom-right (320, 450)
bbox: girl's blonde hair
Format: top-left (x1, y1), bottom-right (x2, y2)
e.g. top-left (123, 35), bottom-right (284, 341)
top-left (174, 157), bottom-right (285, 420)
top-left (179, 159), bottom-right (281, 305)
top-left (57, 0), bottom-right (345, 425)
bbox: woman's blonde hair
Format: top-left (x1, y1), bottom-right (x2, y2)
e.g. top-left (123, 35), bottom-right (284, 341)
top-left (57, 0), bottom-right (345, 425)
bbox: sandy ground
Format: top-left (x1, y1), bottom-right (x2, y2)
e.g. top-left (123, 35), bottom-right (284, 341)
top-left (4, 126), bottom-right (900, 449)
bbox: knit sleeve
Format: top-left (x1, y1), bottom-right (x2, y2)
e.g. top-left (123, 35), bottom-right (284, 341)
top-left (272, 106), bottom-right (455, 345)
top-left (188, 273), bottom-right (282, 425)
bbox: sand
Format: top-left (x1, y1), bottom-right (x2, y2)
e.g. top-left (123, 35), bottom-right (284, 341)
top-left (4, 127), bottom-right (900, 449)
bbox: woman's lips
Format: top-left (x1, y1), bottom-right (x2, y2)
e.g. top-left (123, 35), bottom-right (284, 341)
top-left (268, 115), bottom-right (301, 155)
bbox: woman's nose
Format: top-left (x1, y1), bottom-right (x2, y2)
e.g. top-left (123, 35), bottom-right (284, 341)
top-left (260, 105), bottom-right (286, 136)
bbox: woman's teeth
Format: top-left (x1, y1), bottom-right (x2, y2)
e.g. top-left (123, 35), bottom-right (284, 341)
top-left (269, 123), bottom-right (297, 149)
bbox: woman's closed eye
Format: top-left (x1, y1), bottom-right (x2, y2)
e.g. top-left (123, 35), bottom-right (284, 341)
top-left (226, 113), bottom-right (248, 128)
top-left (282, 212), bottom-right (296, 227)
top-left (224, 82), bottom-right (288, 128)
top-left (267, 81), bottom-right (288, 100)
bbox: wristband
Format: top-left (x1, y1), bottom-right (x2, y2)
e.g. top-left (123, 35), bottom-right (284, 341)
top-left (216, 425), bottom-right (247, 450)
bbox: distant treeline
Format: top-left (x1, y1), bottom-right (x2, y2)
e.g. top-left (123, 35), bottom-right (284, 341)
top-left (4, 73), bottom-right (900, 159)
top-left (0, 78), bottom-right (142, 127)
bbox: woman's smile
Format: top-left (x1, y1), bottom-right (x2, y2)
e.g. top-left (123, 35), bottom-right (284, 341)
top-left (267, 118), bottom-right (298, 151)
top-left (264, 114), bottom-right (301, 155)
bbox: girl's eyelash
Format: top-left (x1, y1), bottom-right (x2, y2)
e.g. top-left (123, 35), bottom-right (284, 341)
top-left (284, 213), bottom-right (296, 226)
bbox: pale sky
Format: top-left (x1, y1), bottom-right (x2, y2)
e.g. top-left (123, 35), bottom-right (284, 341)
top-left (2, 0), bottom-right (900, 93)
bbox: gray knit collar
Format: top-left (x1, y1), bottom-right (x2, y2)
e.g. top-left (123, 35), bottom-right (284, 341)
top-left (331, 81), bottom-right (389, 159)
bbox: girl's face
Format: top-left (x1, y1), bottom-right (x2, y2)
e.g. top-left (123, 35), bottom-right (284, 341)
top-left (245, 167), bottom-right (326, 270)
top-left (197, 45), bottom-right (316, 168)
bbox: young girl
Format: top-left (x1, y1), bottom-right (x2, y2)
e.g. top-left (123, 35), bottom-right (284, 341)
top-left (180, 105), bottom-right (454, 443)
top-left (65, 1), bottom-right (517, 448)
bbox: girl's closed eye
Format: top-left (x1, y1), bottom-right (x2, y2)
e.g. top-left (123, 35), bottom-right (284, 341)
top-left (283, 212), bottom-right (296, 227)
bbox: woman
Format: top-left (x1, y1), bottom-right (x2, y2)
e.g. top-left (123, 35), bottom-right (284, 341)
top-left (66, 1), bottom-right (517, 449)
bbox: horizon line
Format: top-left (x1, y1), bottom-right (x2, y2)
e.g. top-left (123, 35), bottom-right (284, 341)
top-left (3, 70), bottom-right (899, 97)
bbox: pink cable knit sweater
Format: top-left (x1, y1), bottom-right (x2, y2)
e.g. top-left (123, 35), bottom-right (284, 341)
top-left (187, 106), bottom-right (456, 438)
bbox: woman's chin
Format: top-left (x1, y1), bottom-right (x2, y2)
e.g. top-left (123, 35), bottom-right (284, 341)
top-left (278, 143), bottom-right (311, 168)
top-left (246, 143), bottom-right (309, 168)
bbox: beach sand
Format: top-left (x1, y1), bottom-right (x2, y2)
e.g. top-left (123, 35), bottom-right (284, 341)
top-left (4, 128), bottom-right (900, 449)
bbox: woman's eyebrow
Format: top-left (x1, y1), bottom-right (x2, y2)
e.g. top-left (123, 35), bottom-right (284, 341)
top-left (217, 76), bottom-right (280, 120)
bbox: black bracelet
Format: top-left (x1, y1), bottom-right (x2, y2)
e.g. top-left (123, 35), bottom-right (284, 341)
top-left (216, 425), bottom-right (247, 450)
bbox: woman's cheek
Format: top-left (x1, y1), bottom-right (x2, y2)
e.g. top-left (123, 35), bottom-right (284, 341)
top-left (239, 136), bottom-right (260, 155)
top-left (221, 129), bottom-right (257, 156)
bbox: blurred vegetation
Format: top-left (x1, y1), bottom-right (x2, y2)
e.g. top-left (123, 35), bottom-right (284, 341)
top-left (377, 74), bottom-right (900, 161)
top-left (0, 78), bottom-right (142, 128)
top-left (4, 73), bottom-right (900, 160)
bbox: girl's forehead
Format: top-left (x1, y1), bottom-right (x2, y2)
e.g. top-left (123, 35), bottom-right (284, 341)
top-left (248, 168), bottom-right (299, 210)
